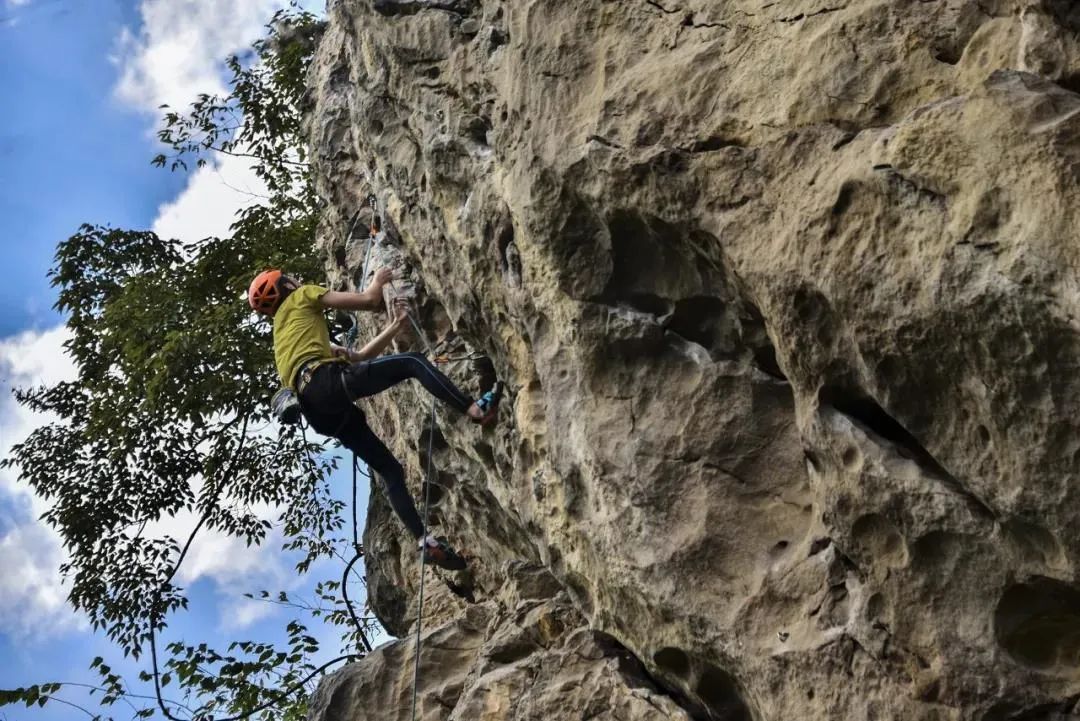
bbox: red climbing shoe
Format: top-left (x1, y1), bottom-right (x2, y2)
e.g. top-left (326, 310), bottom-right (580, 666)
top-left (471, 381), bottom-right (504, 426)
top-left (421, 536), bottom-right (467, 571)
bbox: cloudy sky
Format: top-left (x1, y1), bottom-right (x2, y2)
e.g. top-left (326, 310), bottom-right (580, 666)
top-left (0, 1), bottom-right (373, 717)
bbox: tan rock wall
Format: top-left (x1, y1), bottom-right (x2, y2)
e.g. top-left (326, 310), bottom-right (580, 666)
top-left (306, 1), bottom-right (1080, 719)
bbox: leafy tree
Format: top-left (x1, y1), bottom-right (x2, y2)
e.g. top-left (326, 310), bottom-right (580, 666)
top-left (1, 5), bottom-right (381, 720)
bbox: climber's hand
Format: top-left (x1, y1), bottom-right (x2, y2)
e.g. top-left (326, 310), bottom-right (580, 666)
top-left (373, 267), bottom-right (395, 286)
top-left (391, 298), bottom-right (410, 329)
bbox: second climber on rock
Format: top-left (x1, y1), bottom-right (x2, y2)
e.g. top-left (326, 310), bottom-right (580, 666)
top-left (248, 267), bottom-right (503, 570)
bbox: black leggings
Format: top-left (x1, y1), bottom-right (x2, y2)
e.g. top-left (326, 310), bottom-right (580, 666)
top-left (297, 353), bottom-right (474, 539)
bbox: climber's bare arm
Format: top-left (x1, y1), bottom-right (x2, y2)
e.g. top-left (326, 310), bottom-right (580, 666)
top-left (330, 299), bottom-right (409, 362)
top-left (320, 267), bottom-right (395, 312)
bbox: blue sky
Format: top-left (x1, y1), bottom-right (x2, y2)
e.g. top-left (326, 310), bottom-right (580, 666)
top-left (0, 1), bottom-right (381, 719)
top-left (0, 0), bottom-right (186, 336)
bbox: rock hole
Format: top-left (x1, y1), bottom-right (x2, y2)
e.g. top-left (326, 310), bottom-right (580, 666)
top-left (470, 354), bottom-right (497, 396)
top-left (473, 440), bottom-right (496, 468)
top-left (841, 446), bottom-right (861, 469)
top-left (334, 245), bottom-right (348, 268)
top-left (851, 513), bottom-right (908, 568)
top-left (495, 213), bottom-right (519, 287)
top-left (695, 662), bottom-right (753, 721)
top-left (1003, 519), bottom-right (1066, 570)
top-left (831, 181), bottom-right (857, 216)
top-left (804, 450), bottom-right (822, 474)
top-left (667, 296), bottom-right (734, 354)
top-left (627, 293), bottom-right (673, 317)
top-left (865, 592), bottom-right (885, 621)
top-left (418, 425), bottom-right (448, 452)
top-left (489, 28), bottom-right (509, 52)
top-left (651, 649), bottom-right (756, 721)
top-left (740, 300), bottom-right (788, 381)
top-left (995, 577), bottom-right (1080, 673)
top-left (875, 355), bottom-right (904, 384)
top-left (792, 285), bottom-right (829, 324)
top-left (602, 210), bottom-right (715, 310)
top-left (687, 136), bottom-right (743, 153)
top-left (933, 48), bottom-right (961, 66)
top-left (496, 215), bottom-right (515, 263)
top-left (420, 480), bottom-right (445, 507)
top-left (822, 383), bottom-right (995, 518)
top-left (423, 65), bottom-right (440, 79)
top-left (488, 639), bottom-right (540, 664)
top-left (819, 384), bottom-right (950, 480)
top-left (770, 540), bottom-right (790, 560)
top-left (1046, 0), bottom-right (1080, 33)
top-left (417, 425), bottom-right (448, 476)
top-left (654, 647), bottom-right (691, 677)
top-left (831, 132), bottom-right (857, 151)
top-left (464, 115), bottom-right (492, 145)
top-left (908, 531), bottom-right (964, 576)
top-left (437, 470), bottom-right (457, 491)
top-left (445, 579), bottom-right (477, 603)
top-left (809, 537), bottom-right (832, 556)
top-left (1058, 72), bottom-right (1080, 95)
top-left (978, 425), bottom-right (991, 446)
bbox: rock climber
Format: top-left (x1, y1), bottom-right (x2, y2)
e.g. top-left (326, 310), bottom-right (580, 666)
top-left (248, 268), bottom-right (503, 570)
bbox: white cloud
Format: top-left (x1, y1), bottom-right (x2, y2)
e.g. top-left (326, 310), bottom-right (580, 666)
top-left (152, 152), bottom-right (266, 242)
top-left (0, 325), bottom-right (82, 638)
top-left (112, 0), bottom-right (286, 114)
top-left (111, 0), bottom-right (293, 246)
top-left (224, 595), bottom-right (279, 631)
top-left (0, 522), bottom-right (80, 633)
top-left (163, 515), bottom-right (300, 633)
top-left (0, 327), bottom-right (293, 638)
top-left (0, 0), bottom-right (326, 641)
top-left (113, 0), bottom-right (303, 630)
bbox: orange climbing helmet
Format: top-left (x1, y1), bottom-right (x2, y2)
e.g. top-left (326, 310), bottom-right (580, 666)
top-left (248, 269), bottom-right (287, 315)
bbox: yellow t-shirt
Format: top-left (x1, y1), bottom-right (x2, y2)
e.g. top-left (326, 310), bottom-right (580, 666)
top-left (273, 284), bottom-right (337, 390)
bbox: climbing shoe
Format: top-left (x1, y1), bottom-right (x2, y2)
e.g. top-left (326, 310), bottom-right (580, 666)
top-left (421, 536), bottom-right (468, 571)
top-left (471, 380), bottom-right (504, 426)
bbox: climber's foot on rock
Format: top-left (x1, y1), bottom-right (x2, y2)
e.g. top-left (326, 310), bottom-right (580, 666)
top-left (468, 381), bottom-right (503, 426)
top-left (421, 536), bottom-right (468, 571)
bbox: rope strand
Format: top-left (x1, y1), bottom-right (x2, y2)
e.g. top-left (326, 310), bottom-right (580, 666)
top-left (410, 395), bottom-right (438, 721)
top-left (348, 189), bottom-right (440, 721)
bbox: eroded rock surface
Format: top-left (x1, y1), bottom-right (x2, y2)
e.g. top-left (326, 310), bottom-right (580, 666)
top-left (308, 563), bottom-right (690, 721)
top-left (306, 1), bottom-right (1080, 719)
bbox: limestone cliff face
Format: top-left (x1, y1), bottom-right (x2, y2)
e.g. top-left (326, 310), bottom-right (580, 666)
top-left (305, 1), bottom-right (1080, 719)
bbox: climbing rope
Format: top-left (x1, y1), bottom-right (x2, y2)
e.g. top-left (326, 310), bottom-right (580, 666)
top-left (341, 190), bottom-right (442, 717)
top-left (346, 194), bottom-right (379, 348)
top-left (338, 194), bottom-right (383, 656)
top-left (410, 395), bottom-right (438, 721)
